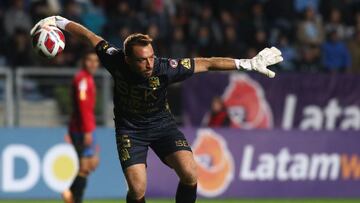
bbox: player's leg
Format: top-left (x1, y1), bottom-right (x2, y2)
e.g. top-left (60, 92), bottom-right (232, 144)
top-left (116, 134), bottom-right (149, 203)
top-left (63, 133), bottom-right (98, 203)
top-left (165, 151), bottom-right (198, 203)
top-left (150, 128), bottom-right (197, 203)
top-left (62, 157), bottom-right (93, 203)
top-left (124, 164), bottom-right (147, 203)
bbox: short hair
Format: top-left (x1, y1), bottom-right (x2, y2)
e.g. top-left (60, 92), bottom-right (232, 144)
top-left (82, 49), bottom-right (97, 60)
top-left (123, 33), bottom-right (153, 57)
top-left (81, 49), bottom-right (97, 66)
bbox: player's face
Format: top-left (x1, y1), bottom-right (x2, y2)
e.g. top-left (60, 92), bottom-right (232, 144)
top-left (127, 44), bottom-right (155, 78)
top-left (84, 53), bottom-right (100, 74)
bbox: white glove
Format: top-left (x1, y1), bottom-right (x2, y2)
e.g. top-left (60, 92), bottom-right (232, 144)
top-left (235, 47), bottom-right (283, 78)
top-left (30, 16), bottom-right (70, 35)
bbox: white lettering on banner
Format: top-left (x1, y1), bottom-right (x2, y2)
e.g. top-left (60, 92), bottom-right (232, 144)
top-left (239, 145), bottom-right (340, 181)
top-left (1, 144), bottom-right (78, 193)
top-left (341, 106), bottom-right (360, 129)
top-left (42, 144), bottom-right (78, 192)
top-left (282, 95), bottom-right (360, 130)
top-left (309, 154), bottom-right (340, 180)
top-left (2, 144), bottom-right (40, 192)
top-left (300, 106), bottom-right (323, 130)
top-left (282, 94), bottom-right (297, 130)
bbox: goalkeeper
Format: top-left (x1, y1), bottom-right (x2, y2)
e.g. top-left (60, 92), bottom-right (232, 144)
top-left (31, 16), bottom-right (283, 203)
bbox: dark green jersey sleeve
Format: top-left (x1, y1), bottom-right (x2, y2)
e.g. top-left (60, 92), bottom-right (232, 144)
top-left (158, 58), bottom-right (195, 83)
top-left (95, 40), bottom-right (124, 75)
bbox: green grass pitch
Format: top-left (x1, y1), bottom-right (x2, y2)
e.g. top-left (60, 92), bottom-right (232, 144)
top-left (1, 199), bottom-right (360, 203)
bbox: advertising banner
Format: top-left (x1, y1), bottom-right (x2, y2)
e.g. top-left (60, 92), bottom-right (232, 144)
top-left (0, 128), bottom-right (127, 199)
top-left (182, 73), bottom-right (360, 130)
top-left (147, 128), bottom-right (360, 198)
top-left (1, 128), bottom-right (360, 199)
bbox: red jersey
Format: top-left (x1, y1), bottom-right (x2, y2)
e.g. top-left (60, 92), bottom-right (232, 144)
top-left (69, 69), bottom-right (96, 133)
top-left (208, 110), bottom-right (231, 127)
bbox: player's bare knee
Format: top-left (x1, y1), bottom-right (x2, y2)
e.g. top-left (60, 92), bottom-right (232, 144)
top-left (90, 160), bottom-right (99, 171)
top-left (79, 167), bottom-right (91, 177)
top-left (179, 164), bottom-right (197, 185)
top-left (128, 183), bottom-right (146, 199)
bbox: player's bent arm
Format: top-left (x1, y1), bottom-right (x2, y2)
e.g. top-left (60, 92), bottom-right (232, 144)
top-left (64, 21), bottom-right (103, 47)
top-left (30, 16), bottom-right (103, 47)
top-left (194, 47), bottom-right (284, 78)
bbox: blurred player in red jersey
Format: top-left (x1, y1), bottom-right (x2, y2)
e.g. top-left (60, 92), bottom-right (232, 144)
top-left (62, 51), bottom-right (100, 203)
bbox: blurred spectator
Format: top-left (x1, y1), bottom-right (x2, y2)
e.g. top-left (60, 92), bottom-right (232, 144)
top-left (0, 0), bottom-right (358, 74)
top-left (322, 31), bottom-right (351, 72)
top-left (251, 3), bottom-right (268, 32)
top-left (219, 9), bottom-right (235, 29)
top-left (297, 46), bottom-right (321, 72)
top-left (206, 96), bottom-right (231, 128)
top-left (297, 7), bottom-right (324, 46)
top-left (277, 34), bottom-right (297, 71)
top-left (250, 30), bottom-right (269, 52)
top-left (6, 28), bottom-right (34, 67)
top-left (348, 31), bottom-right (360, 74)
top-left (294, 0), bottom-right (320, 13)
top-left (193, 26), bottom-right (213, 57)
top-left (4, 0), bottom-right (32, 36)
top-left (189, 5), bottom-right (222, 45)
top-left (62, 0), bottom-right (82, 23)
top-left (30, 1), bottom-right (55, 24)
top-left (147, 23), bottom-right (166, 56)
top-left (324, 8), bottom-right (351, 40)
top-left (219, 26), bottom-right (244, 58)
top-left (245, 47), bottom-right (258, 59)
top-left (80, 0), bottom-right (106, 35)
top-left (170, 27), bottom-right (187, 58)
top-left (109, 26), bottom-right (131, 48)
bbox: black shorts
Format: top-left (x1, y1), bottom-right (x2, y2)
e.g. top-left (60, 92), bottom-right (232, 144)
top-left (69, 132), bottom-right (98, 157)
top-left (116, 127), bottom-right (192, 170)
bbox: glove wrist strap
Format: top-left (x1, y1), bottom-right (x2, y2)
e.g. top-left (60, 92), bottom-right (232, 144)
top-left (235, 59), bottom-right (252, 71)
top-left (55, 17), bottom-right (70, 30)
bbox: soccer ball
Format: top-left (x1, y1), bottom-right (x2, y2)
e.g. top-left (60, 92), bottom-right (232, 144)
top-left (31, 25), bottom-right (65, 58)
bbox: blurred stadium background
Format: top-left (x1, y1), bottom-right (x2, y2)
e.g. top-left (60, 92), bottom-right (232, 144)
top-left (1, 0), bottom-right (360, 202)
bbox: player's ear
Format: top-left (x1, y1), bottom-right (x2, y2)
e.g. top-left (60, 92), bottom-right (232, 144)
top-left (125, 55), bottom-right (131, 65)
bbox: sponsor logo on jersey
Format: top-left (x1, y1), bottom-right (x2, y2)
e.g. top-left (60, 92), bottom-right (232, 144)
top-left (180, 58), bottom-right (191, 69)
top-left (192, 129), bottom-right (234, 197)
top-left (221, 74), bottom-right (273, 129)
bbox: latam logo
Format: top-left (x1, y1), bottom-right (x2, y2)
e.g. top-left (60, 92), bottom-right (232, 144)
top-left (222, 74), bottom-right (273, 129)
top-left (193, 129), bottom-right (360, 197)
top-left (240, 145), bottom-right (360, 181)
top-left (192, 129), bottom-right (234, 197)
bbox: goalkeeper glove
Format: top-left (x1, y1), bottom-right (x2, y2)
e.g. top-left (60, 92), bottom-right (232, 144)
top-left (30, 16), bottom-right (70, 35)
top-left (235, 47), bottom-right (283, 78)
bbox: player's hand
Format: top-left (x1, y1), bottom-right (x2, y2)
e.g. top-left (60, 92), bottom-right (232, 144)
top-left (30, 16), bottom-right (69, 35)
top-left (236, 47), bottom-right (283, 78)
top-left (84, 132), bottom-right (93, 147)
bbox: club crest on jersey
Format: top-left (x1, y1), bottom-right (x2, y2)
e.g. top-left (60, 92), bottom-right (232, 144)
top-left (169, 59), bottom-right (178, 68)
top-left (180, 58), bottom-right (191, 69)
top-left (102, 43), bottom-right (109, 50)
top-left (149, 77), bottom-right (160, 90)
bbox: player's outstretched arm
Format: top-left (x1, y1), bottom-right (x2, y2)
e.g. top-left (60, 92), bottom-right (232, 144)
top-left (30, 16), bottom-right (103, 47)
top-left (194, 47), bottom-right (283, 78)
